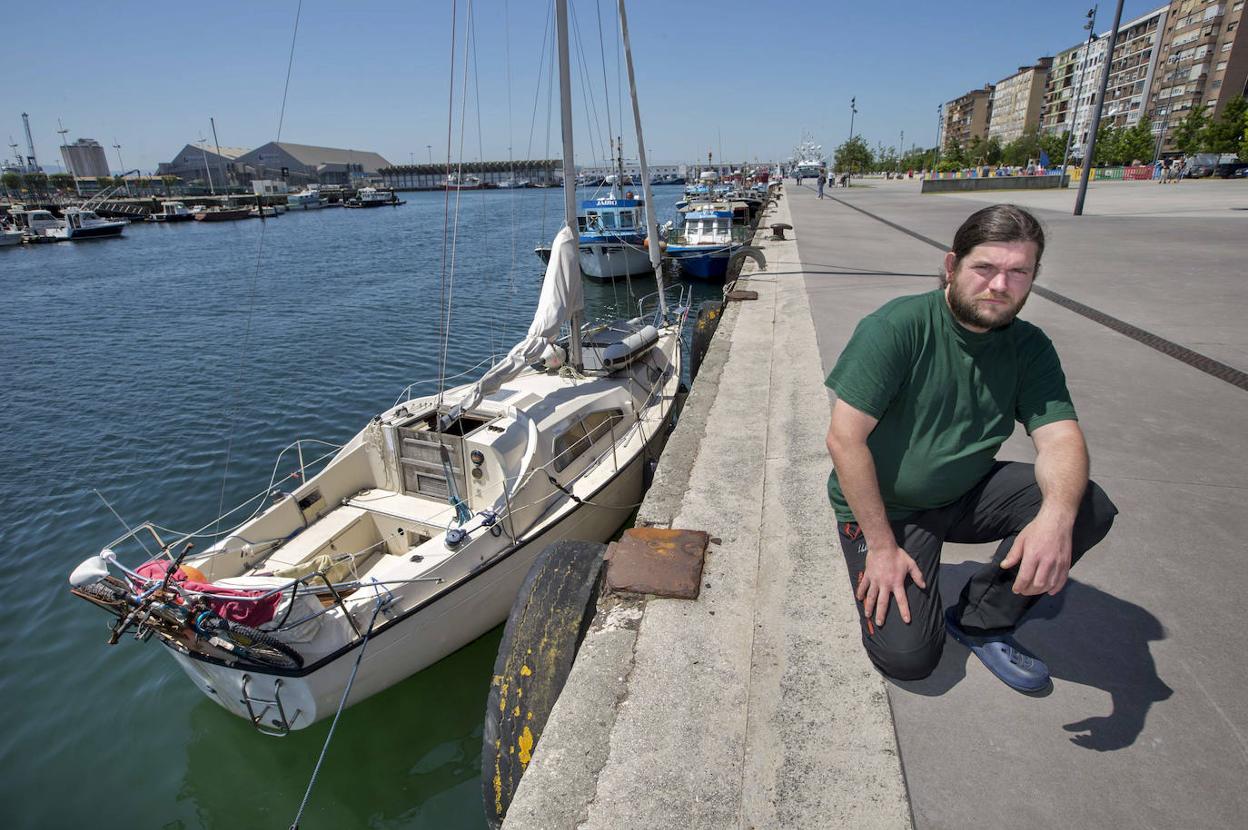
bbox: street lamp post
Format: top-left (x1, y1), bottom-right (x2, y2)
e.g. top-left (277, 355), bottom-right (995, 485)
top-left (1152, 106), bottom-right (1171, 165)
top-left (426, 144), bottom-right (433, 164)
top-left (1075, 0), bottom-right (1125, 216)
top-left (113, 140), bottom-right (129, 195)
top-left (934, 104), bottom-right (943, 172)
top-left (847, 97), bottom-right (858, 186)
top-left (57, 119), bottom-right (82, 197)
top-left (198, 136), bottom-right (215, 196)
top-left (1060, 6), bottom-right (1099, 186)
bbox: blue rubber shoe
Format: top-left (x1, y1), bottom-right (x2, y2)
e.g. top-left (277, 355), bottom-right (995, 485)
top-left (945, 607), bottom-right (1050, 693)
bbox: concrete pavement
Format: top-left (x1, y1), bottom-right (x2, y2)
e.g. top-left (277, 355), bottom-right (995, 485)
top-left (793, 177), bottom-right (1248, 829)
top-left (504, 176), bottom-right (1248, 829)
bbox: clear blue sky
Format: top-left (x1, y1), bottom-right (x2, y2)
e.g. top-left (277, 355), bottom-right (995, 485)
top-left (7, 0), bottom-right (1164, 174)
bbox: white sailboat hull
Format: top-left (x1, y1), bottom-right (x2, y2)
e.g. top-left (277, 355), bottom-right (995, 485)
top-left (168, 437), bottom-right (653, 730)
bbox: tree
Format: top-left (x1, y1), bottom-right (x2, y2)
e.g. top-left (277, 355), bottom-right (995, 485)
top-left (2, 171), bottom-right (21, 193)
top-left (984, 136), bottom-right (1003, 165)
top-left (1092, 124), bottom-right (1122, 165)
top-left (943, 137), bottom-right (966, 167)
top-left (1202, 95), bottom-right (1247, 154)
top-left (1117, 118), bottom-right (1155, 165)
top-left (1171, 106), bottom-right (1208, 155)
top-left (834, 136), bottom-right (873, 175)
top-left (1241, 106), bottom-right (1248, 160)
top-left (49, 173), bottom-right (75, 192)
top-left (95, 175), bottom-right (115, 190)
top-left (1038, 131), bottom-right (1066, 166)
top-left (966, 135), bottom-right (987, 164)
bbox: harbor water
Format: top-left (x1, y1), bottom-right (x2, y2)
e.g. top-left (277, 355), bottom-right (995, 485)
top-left (0, 185), bottom-right (718, 829)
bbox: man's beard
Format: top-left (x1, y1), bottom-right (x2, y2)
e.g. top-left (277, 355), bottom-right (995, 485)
top-left (947, 274), bottom-right (1029, 330)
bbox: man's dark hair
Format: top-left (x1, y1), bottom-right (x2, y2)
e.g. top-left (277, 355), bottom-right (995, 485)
top-left (945, 204), bottom-right (1045, 286)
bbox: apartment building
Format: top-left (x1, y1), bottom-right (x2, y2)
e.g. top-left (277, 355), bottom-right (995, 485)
top-left (987, 58), bottom-right (1054, 144)
top-left (1041, 39), bottom-right (1108, 141)
top-left (1101, 6), bottom-right (1170, 129)
top-left (1150, 0), bottom-right (1248, 152)
top-left (941, 85), bottom-right (994, 150)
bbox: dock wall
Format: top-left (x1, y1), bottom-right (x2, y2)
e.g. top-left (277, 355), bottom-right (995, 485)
top-left (502, 187), bottom-right (911, 829)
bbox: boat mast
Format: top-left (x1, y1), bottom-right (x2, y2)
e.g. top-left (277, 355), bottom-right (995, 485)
top-left (556, 0), bottom-right (583, 369)
top-left (618, 0), bottom-right (667, 315)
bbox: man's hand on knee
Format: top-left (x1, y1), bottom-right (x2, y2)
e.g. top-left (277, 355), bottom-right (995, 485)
top-left (1001, 515), bottom-right (1074, 596)
top-left (857, 544), bottom-right (927, 626)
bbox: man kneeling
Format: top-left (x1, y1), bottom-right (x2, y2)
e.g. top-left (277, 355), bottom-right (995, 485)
top-left (824, 204), bottom-right (1117, 692)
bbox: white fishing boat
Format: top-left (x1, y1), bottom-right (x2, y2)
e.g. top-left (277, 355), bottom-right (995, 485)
top-left (9, 208), bottom-right (66, 239)
top-left (536, 140), bottom-right (656, 281)
top-left (792, 134), bottom-right (826, 179)
top-left (445, 173), bottom-right (483, 190)
top-left (68, 0), bottom-right (686, 734)
top-left (148, 201), bottom-right (195, 223)
top-left (286, 187), bottom-right (326, 210)
top-left (48, 208), bottom-right (127, 241)
top-left (344, 187), bottom-right (401, 208)
top-left (1, 225), bottom-right (22, 246)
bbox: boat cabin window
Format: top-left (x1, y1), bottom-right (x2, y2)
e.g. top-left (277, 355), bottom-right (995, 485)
top-left (600, 212), bottom-right (617, 229)
top-left (585, 211), bottom-right (601, 231)
top-left (618, 211), bottom-right (634, 229)
top-left (552, 408), bottom-right (625, 473)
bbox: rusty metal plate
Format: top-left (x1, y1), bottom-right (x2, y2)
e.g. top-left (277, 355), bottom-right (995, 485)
top-left (605, 527), bottom-right (708, 599)
top-left (726, 289), bottom-right (759, 301)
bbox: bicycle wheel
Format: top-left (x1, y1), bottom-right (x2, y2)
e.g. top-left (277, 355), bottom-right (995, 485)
top-left (214, 620), bottom-right (304, 670)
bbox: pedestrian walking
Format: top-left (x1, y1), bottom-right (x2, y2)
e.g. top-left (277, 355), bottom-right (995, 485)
top-left (825, 204), bottom-right (1117, 691)
top-left (817, 171), bottom-right (827, 199)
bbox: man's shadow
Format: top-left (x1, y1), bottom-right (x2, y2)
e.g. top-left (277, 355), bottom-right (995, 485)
top-left (896, 560), bottom-right (1173, 752)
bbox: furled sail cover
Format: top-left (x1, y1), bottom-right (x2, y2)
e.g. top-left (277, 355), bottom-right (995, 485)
top-left (448, 225), bottom-right (584, 418)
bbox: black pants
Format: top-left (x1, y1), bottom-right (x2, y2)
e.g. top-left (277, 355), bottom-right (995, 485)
top-left (836, 462), bottom-right (1118, 681)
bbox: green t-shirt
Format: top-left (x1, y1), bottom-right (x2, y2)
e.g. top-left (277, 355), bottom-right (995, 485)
top-left (825, 289), bottom-right (1077, 521)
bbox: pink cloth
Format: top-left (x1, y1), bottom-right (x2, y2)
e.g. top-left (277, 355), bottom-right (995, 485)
top-left (136, 560), bottom-right (280, 627)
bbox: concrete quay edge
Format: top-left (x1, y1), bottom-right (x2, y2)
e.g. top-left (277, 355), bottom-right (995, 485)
top-left (502, 186), bottom-right (912, 830)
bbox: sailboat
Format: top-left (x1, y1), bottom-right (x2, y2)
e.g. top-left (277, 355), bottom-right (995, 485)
top-left (67, 0), bottom-right (686, 734)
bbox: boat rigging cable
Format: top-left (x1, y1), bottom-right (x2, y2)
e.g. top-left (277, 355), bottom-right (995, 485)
top-left (213, 0), bottom-right (303, 542)
top-left (288, 596), bottom-right (385, 830)
top-left (435, 0), bottom-right (460, 410)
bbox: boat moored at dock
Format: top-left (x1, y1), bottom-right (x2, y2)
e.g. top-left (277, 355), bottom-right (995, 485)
top-left (575, 196), bottom-right (655, 281)
top-left (193, 205), bottom-right (252, 222)
top-left (51, 208), bottom-right (127, 240)
top-left (286, 187), bottom-right (327, 210)
top-left (344, 187), bottom-right (404, 208)
top-left (664, 203), bottom-right (749, 280)
top-left (148, 201), bottom-right (194, 222)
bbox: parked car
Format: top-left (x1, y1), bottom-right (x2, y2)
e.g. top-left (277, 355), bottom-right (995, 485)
top-left (1215, 159), bottom-right (1248, 178)
top-left (1186, 153), bottom-right (1220, 178)
top-left (1186, 152), bottom-right (1246, 178)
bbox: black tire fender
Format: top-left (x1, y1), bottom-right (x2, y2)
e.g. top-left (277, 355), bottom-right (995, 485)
top-left (482, 539), bottom-right (607, 829)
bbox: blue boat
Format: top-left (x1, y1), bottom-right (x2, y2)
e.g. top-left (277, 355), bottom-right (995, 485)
top-left (664, 204), bottom-right (749, 281)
